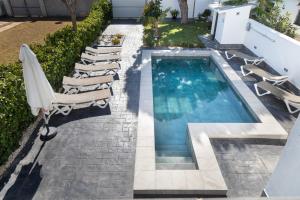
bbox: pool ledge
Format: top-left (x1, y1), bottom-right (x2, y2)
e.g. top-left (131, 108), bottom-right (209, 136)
top-left (134, 49), bottom-right (288, 197)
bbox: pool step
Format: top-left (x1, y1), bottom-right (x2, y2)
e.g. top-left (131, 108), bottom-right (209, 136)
top-left (156, 150), bottom-right (191, 157)
top-left (155, 145), bottom-right (196, 169)
top-left (156, 144), bottom-right (188, 152)
top-left (156, 162), bottom-right (197, 170)
top-left (156, 145), bottom-right (192, 157)
top-left (156, 156), bottom-right (194, 163)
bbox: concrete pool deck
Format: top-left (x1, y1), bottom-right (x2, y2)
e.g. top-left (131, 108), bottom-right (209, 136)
top-left (134, 49), bottom-right (288, 196)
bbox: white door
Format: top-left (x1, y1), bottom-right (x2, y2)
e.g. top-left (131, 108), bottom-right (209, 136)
top-left (112, 0), bottom-right (146, 18)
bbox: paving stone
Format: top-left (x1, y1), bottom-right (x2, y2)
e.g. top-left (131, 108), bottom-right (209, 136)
top-left (211, 139), bottom-right (285, 197)
top-left (0, 22), bottom-right (143, 200)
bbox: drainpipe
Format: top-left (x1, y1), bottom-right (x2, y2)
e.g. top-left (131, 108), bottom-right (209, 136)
top-left (212, 12), bottom-right (219, 40)
top-left (23, 0), bottom-right (31, 17)
top-left (192, 0), bottom-right (196, 19)
top-left (2, 0), bottom-right (13, 16)
top-left (38, 0), bottom-right (47, 17)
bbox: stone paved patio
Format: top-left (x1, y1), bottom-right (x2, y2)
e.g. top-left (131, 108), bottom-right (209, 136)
top-left (0, 22), bottom-right (143, 199)
top-left (0, 22), bottom-right (298, 199)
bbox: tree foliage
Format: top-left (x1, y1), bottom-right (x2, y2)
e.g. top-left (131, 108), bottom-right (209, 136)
top-left (142, 0), bottom-right (169, 38)
top-left (252, 0), bottom-right (296, 38)
top-left (223, 0), bottom-right (248, 6)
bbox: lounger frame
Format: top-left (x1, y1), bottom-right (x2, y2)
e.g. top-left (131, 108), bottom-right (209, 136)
top-left (44, 97), bottom-right (111, 124)
top-left (63, 82), bottom-right (113, 94)
top-left (74, 66), bottom-right (120, 78)
top-left (254, 83), bottom-right (300, 114)
top-left (240, 65), bottom-right (288, 85)
top-left (81, 53), bottom-right (121, 65)
top-left (225, 51), bottom-right (264, 65)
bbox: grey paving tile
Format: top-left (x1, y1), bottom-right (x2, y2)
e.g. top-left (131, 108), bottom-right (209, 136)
top-left (0, 23), bottom-right (143, 200)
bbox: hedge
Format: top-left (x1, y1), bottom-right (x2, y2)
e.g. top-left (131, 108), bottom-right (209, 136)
top-left (0, 0), bottom-right (112, 165)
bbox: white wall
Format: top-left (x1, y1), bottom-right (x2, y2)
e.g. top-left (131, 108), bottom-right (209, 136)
top-left (244, 19), bottom-right (300, 88)
top-left (265, 115), bottom-right (300, 197)
top-left (215, 5), bottom-right (252, 44)
top-left (161, 0), bottom-right (212, 18)
top-left (281, 0), bottom-right (299, 23)
top-left (112, 0), bottom-right (146, 18)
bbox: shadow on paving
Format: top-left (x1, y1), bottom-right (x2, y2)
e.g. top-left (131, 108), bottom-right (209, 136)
top-left (3, 161), bottom-right (43, 200)
top-left (49, 105), bottom-right (111, 127)
top-left (0, 121), bottom-right (42, 199)
top-left (0, 105), bottom-right (112, 199)
top-left (124, 48), bottom-right (142, 115)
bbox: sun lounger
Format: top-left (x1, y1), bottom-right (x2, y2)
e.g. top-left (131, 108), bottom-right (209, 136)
top-left (85, 46), bottom-right (121, 55)
top-left (44, 89), bottom-right (111, 123)
top-left (74, 62), bottom-right (120, 78)
top-left (241, 64), bottom-right (288, 85)
top-left (254, 81), bottom-right (300, 114)
top-left (81, 53), bottom-right (121, 65)
top-left (225, 50), bottom-right (264, 65)
top-left (62, 75), bottom-right (114, 94)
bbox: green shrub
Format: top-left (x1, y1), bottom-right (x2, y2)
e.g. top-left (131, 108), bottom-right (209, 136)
top-left (170, 9), bottom-right (179, 20)
top-left (0, 0), bottom-right (112, 165)
top-left (223, 0), bottom-right (248, 6)
top-left (251, 0), bottom-right (296, 38)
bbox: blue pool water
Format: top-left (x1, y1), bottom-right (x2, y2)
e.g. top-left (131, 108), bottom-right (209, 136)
top-left (152, 57), bottom-right (256, 168)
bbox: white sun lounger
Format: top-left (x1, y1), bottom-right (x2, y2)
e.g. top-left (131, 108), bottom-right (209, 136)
top-left (85, 46), bottom-right (121, 55)
top-left (254, 81), bottom-right (300, 114)
top-left (241, 64), bottom-right (288, 85)
top-left (225, 50), bottom-right (264, 65)
top-left (74, 62), bottom-right (120, 78)
top-left (62, 75), bottom-right (114, 94)
top-left (44, 89), bottom-right (111, 123)
top-left (81, 53), bottom-right (121, 65)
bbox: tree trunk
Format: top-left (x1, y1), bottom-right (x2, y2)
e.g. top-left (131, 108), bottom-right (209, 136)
top-left (70, 9), bottom-right (77, 32)
top-left (61, 0), bottom-right (77, 31)
top-left (178, 0), bottom-right (188, 24)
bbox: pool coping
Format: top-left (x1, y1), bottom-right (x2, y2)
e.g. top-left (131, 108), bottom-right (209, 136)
top-left (134, 49), bottom-right (288, 196)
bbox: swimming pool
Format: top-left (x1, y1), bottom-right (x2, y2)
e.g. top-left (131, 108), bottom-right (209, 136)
top-left (152, 56), bottom-right (257, 169)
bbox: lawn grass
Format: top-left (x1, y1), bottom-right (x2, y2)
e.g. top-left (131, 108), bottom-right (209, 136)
top-left (144, 20), bottom-right (211, 48)
top-left (0, 19), bottom-right (72, 65)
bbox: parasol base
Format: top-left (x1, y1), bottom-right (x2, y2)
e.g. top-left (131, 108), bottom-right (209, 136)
top-left (39, 126), bottom-right (57, 141)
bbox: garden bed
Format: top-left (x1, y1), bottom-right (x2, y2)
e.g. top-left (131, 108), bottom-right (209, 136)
top-left (143, 21), bottom-right (211, 48)
top-left (97, 34), bottom-right (125, 47)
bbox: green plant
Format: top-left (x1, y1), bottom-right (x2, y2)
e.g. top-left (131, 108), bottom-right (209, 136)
top-left (223, 0), bottom-right (248, 6)
top-left (198, 9), bottom-right (211, 21)
top-left (202, 9), bottom-right (211, 18)
top-left (170, 9), bottom-right (179, 19)
top-left (142, 0), bottom-right (169, 39)
top-left (252, 0), bottom-right (296, 38)
top-left (112, 37), bottom-right (120, 45)
top-left (115, 33), bottom-right (123, 39)
top-left (0, 0), bottom-right (112, 165)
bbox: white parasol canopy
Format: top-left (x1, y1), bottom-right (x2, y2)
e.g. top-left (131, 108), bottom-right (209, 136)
top-left (19, 44), bottom-right (55, 116)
